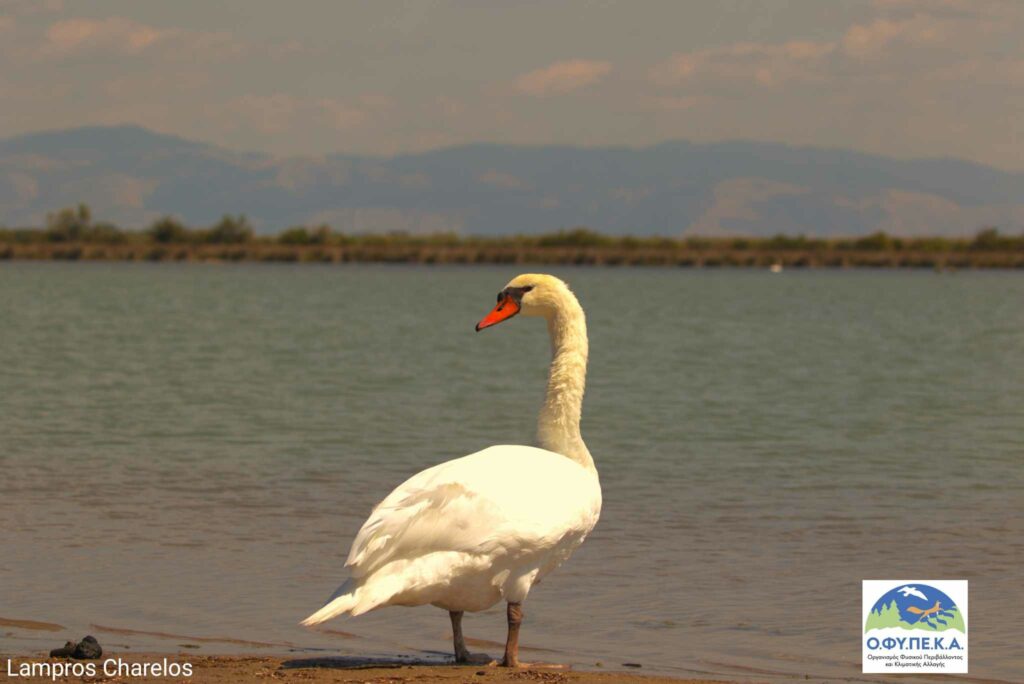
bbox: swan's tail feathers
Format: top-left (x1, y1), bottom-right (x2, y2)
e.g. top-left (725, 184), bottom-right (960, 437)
top-left (302, 562), bottom-right (429, 626)
top-left (301, 575), bottom-right (401, 626)
top-left (301, 579), bottom-right (361, 626)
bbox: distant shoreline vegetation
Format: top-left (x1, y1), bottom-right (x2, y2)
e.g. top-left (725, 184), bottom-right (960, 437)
top-left (1, 204), bottom-right (1023, 268)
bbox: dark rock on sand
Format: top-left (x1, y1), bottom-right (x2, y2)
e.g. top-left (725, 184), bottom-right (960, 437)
top-left (74, 636), bottom-right (103, 659)
top-left (49, 635), bottom-right (102, 659)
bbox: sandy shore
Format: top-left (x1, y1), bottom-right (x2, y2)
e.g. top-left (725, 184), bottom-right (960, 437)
top-left (1, 653), bottom-right (718, 683)
top-left (1, 616), bottom-right (721, 683)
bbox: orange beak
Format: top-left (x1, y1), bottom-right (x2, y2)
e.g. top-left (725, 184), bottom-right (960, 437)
top-left (476, 294), bottom-right (520, 331)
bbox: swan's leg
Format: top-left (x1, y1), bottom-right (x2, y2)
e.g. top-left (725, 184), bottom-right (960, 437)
top-left (450, 611), bottom-right (490, 664)
top-left (500, 602), bottom-right (523, 667)
top-left (494, 602), bottom-right (567, 669)
top-left (450, 611), bottom-right (470, 663)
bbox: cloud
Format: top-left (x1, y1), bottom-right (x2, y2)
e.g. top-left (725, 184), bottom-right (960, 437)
top-left (649, 0), bottom-right (1021, 94)
top-left (45, 17), bottom-right (164, 55)
top-left (842, 16), bottom-right (951, 59)
top-left (40, 16), bottom-right (244, 60)
top-left (844, 0), bottom-right (1023, 59)
top-left (514, 59), bottom-right (611, 96)
top-left (649, 0), bottom-right (1022, 110)
top-left (1, 3), bottom-right (1021, 168)
top-left (653, 40), bottom-right (835, 88)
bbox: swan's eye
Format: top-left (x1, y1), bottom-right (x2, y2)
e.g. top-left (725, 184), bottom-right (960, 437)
top-left (521, 286), bottom-right (533, 293)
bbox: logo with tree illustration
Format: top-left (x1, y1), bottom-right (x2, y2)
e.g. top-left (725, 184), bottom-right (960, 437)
top-left (865, 584), bottom-right (965, 632)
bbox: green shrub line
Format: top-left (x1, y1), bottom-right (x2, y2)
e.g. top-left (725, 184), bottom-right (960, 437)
top-left (1, 204), bottom-right (1023, 267)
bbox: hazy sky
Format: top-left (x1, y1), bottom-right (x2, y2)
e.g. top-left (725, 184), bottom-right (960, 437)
top-left (1, 0), bottom-right (1021, 169)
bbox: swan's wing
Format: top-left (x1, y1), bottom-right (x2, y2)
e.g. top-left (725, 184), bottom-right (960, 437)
top-left (344, 445), bottom-right (599, 579)
top-left (345, 477), bottom-right (496, 578)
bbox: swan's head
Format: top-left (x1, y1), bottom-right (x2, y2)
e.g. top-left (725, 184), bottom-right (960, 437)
top-left (475, 273), bottom-right (573, 331)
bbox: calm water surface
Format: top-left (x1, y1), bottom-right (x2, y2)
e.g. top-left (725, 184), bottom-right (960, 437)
top-left (2, 264), bottom-right (1022, 682)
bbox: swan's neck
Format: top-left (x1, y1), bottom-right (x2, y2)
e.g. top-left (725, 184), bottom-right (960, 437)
top-left (537, 297), bottom-right (594, 473)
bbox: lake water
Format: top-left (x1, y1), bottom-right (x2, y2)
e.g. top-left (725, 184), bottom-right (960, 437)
top-left (1, 263), bottom-right (1022, 682)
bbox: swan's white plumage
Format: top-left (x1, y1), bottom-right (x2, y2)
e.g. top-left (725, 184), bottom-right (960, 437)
top-left (302, 444), bottom-right (601, 624)
top-left (302, 273), bottom-right (601, 633)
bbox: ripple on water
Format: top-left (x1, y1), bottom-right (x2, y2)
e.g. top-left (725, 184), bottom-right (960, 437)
top-left (1, 265), bottom-right (1022, 680)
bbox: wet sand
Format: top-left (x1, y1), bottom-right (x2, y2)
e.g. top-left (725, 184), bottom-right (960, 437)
top-left (0, 653), bottom-right (716, 684)
top-left (0, 617), bottom-right (65, 632)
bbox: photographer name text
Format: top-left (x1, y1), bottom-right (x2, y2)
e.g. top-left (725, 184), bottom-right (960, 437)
top-left (7, 658), bottom-right (193, 680)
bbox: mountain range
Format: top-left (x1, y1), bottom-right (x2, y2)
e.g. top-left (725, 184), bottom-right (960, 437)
top-left (1, 125), bottom-right (1021, 236)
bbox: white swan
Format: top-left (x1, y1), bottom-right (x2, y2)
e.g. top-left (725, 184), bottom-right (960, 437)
top-left (301, 273), bottom-right (602, 667)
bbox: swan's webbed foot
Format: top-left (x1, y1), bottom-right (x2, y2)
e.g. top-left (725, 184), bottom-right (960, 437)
top-left (456, 651), bottom-right (493, 665)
